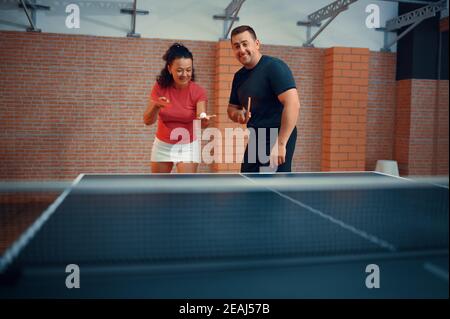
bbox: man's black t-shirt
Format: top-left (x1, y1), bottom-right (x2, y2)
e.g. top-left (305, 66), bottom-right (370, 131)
top-left (229, 55), bottom-right (296, 128)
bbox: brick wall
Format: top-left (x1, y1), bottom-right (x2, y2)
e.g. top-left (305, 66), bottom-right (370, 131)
top-left (409, 80), bottom-right (438, 175)
top-left (394, 80), bottom-right (412, 175)
top-left (440, 16), bottom-right (448, 32)
top-left (1, 31), bottom-right (446, 179)
top-left (366, 52), bottom-right (397, 171)
top-left (322, 47), bottom-right (369, 171)
top-left (395, 79), bottom-right (449, 175)
top-left (210, 40), bottom-right (243, 172)
top-left (0, 32), bottom-right (215, 179)
top-left (436, 80), bottom-right (449, 175)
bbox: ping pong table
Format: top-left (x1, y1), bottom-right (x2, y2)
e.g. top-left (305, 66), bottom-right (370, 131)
top-left (0, 172), bottom-right (448, 298)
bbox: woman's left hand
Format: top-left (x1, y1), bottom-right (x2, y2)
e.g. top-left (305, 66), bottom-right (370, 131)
top-left (197, 113), bottom-right (216, 128)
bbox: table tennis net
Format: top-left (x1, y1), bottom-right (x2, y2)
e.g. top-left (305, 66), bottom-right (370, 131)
top-left (0, 174), bottom-right (448, 271)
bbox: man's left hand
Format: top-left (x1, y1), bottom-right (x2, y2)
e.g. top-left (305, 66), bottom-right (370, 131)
top-left (270, 143), bottom-right (286, 168)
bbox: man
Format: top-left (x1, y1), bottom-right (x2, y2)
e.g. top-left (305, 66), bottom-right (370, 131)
top-left (227, 25), bottom-right (300, 172)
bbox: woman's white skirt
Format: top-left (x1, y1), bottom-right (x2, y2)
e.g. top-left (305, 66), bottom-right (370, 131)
top-left (151, 137), bottom-right (200, 163)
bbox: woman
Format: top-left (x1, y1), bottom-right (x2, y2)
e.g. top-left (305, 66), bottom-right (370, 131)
top-left (144, 43), bottom-right (214, 173)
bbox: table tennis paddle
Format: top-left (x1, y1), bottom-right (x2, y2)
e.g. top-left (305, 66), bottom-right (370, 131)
top-left (247, 96), bottom-right (252, 119)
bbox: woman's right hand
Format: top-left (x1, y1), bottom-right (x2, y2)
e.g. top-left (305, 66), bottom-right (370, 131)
top-left (144, 96), bottom-right (170, 125)
top-left (153, 96), bottom-right (171, 108)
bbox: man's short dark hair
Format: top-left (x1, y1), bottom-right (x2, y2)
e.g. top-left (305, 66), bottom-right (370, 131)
top-left (230, 25), bottom-right (257, 41)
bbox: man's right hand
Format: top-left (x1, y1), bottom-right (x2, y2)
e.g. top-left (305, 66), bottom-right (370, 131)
top-left (236, 109), bottom-right (251, 124)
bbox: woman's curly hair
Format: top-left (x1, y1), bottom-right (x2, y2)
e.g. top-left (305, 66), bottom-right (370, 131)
top-left (157, 43), bottom-right (196, 88)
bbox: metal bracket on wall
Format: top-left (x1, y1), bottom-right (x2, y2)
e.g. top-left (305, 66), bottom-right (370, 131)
top-left (213, 0), bottom-right (246, 40)
top-left (442, 0), bottom-right (449, 17)
top-left (297, 0), bottom-right (359, 47)
top-left (120, 0), bottom-right (149, 38)
top-left (377, 0), bottom-right (447, 52)
top-left (380, 0), bottom-right (440, 4)
top-left (17, 0), bottom-right (50, 32)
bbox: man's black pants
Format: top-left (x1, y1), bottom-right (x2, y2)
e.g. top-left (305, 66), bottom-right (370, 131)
top-left (241, 126), bottom-right (297, 173)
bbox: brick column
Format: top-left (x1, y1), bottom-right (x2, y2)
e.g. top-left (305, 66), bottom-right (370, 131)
top-left (211, 40), bottom-right (244, 172)
top-left (395, 79), bottom-right (448, 175)
top-left (322, 47), bottom-right (369, 171)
